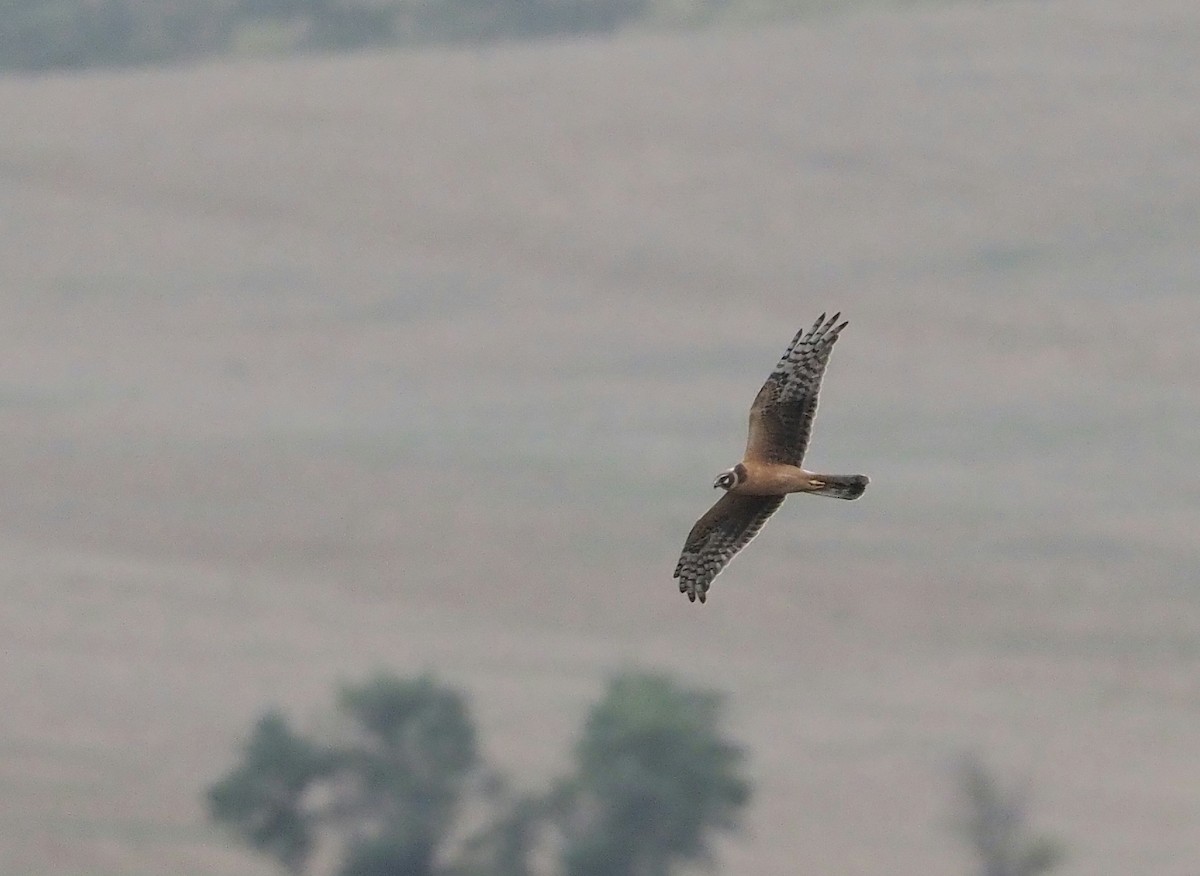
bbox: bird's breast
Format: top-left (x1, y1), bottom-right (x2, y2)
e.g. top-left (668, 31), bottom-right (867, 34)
top-left (733, 463), bottom-right (819, 495)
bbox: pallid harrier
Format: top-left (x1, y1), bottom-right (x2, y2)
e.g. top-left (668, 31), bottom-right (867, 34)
top-left (674, 313), bottom-right (868, 603)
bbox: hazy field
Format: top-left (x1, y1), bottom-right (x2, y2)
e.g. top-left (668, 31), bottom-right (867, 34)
top-left (1, 1), bottom-right (1199, 873)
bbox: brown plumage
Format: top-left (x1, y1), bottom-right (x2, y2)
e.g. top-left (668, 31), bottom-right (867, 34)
top-left (674, 313), bottom-right (868, 604)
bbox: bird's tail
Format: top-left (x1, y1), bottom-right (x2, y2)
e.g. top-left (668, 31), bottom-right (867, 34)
top-left (810, 474), bottom-right (869, 500)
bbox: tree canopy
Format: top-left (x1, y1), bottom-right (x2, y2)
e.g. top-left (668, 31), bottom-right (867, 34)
top-left (0, 0), bottom-right (662, 72)
top-left (207, 669), bottom-right (751, 876)
top-left (560, 672), bottom-right (751, 876)
top-left (958, 755), bottom-right (1064, 876)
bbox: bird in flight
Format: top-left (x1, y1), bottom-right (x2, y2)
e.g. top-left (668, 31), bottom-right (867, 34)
top-left (674, 313), bottom-right (868, 604)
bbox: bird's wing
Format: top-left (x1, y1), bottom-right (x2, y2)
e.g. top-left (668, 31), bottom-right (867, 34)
top-left (674, 492), bottom-right (786, 603)
top-left (744, 312), bottom-right (848, 466)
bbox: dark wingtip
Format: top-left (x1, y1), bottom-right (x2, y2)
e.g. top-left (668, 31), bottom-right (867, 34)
top-left (825, 311), bottom-right (849, 337)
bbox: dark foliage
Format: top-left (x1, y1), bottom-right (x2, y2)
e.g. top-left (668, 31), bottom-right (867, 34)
top-left (208, 670), bottom-right (751, 876)
top-left (958, 755), bottom-right (1064, 876)
top-left (0, 0), bottom-right (656, 72)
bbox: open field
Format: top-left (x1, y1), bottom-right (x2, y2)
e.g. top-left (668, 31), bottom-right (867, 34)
top-left (1, 1), bottom-right (1199, 873)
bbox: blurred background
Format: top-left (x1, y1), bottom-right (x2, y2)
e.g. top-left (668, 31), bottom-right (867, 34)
top-left (1, 0), bottom-right (1199, 874)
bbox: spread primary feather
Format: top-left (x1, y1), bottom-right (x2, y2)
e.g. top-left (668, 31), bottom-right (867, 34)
top-left (674, 313), bottom-right (869, 604)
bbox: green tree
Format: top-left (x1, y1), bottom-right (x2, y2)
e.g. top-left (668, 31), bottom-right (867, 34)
top-left (208, 673), bottom-right (477, 876)
top-left (332, 674), bottom-right (478, 874)
top-left (0, 0), bottom-right (233, 70)
top-left (556, 672), bottom-right (751, 876)
top-left (208, 670), bottom-right (751, 876)
top-left (957, 755), bottom-right (1064, 876)
top-left (208, 711), bottom-right (336, 873)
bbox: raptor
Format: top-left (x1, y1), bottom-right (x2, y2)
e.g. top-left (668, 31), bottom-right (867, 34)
top-left (674, 313), bottom-right (868, 603)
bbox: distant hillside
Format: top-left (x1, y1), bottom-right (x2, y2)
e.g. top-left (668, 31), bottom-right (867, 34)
top-left (2, 0), bottom-right (952, 72)
top-left (1, 2), bottom-right (1199, 876)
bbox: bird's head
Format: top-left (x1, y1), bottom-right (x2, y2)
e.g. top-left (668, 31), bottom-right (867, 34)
top-left (713, 464), bottom-right (747, 491)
